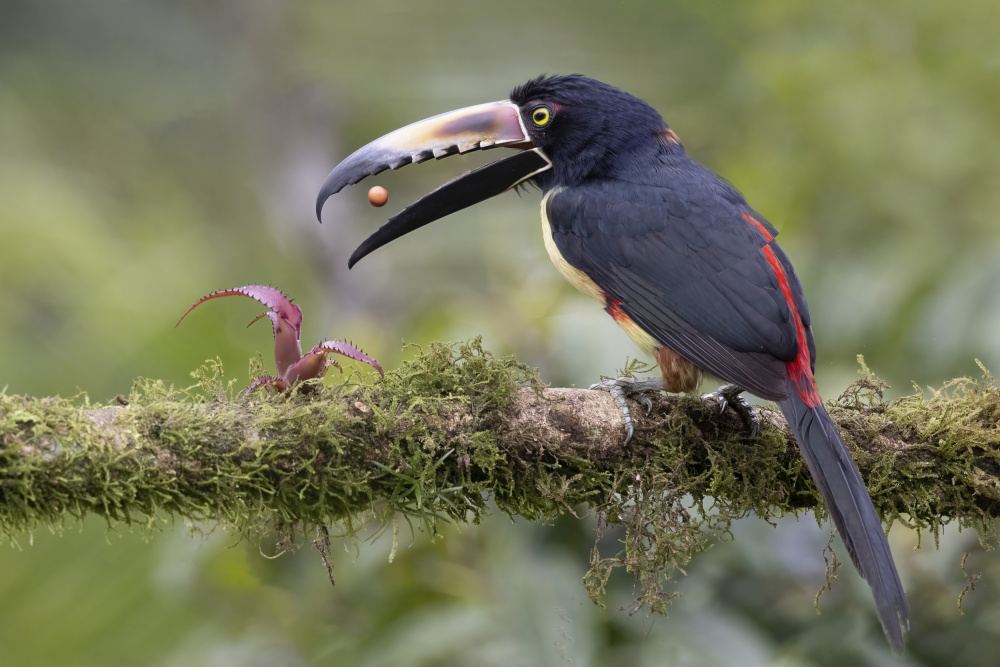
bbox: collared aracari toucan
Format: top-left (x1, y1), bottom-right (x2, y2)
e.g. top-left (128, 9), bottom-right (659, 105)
top-left (315, 74), bottom-right (909, 652)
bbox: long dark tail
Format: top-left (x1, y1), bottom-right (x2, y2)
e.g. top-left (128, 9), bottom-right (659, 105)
top-left (778, 385), bottom-right (910, 653)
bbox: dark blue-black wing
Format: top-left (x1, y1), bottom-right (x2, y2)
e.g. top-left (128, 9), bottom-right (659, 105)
top-left (546, 166), bottom-right (814, 401)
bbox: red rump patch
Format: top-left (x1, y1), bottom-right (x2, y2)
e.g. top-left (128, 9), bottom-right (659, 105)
top-left (743, 213), bottom-right (821, 408)
top-left (605, 295), bottom-right (630, 324)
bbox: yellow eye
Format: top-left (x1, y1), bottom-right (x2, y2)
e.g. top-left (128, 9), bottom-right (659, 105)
top-left (531, 106), bottom-right (551, 127)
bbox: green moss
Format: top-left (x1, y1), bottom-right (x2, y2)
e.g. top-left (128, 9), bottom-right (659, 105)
top-left (831, 357), bottom-right (1000, 546)
top-left (3, 343), bottom-right (1000, 618)
top-left (581, 394), bottom-right (794, 614)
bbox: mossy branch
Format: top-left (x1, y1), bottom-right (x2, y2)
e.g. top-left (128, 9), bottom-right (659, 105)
top-left (2, 339), bottom-right (998, 611)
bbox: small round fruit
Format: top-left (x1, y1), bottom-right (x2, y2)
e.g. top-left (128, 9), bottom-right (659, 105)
top-left (368, 186), bottom-right (388, 207)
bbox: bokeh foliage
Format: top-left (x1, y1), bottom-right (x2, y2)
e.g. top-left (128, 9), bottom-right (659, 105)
top-left (2, 0), bottom-right (999, 664)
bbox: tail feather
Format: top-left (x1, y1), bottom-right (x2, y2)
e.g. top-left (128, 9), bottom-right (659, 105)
top-left (779, 387), bottom-right (910, 653)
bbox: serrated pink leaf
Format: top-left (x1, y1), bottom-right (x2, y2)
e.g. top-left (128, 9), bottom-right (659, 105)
top-left (314, 340), bottom-right (384, 377)
top-left (177, 285), bottom-right (303, 340)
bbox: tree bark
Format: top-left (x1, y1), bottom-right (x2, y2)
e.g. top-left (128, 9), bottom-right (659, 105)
top-left (1, 341), bottom-right (997, 608)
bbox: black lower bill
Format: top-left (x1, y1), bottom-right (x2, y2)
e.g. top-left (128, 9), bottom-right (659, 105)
top-left (348, 148), bottom-right (551, 268)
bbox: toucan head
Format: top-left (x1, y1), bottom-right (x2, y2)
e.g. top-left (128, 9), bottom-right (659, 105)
top-left (316, 74), bottom-right (676, 268)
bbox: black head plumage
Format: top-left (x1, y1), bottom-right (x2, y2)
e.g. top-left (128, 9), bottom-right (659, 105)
top-left (509, 74), bottom-right (681, 187)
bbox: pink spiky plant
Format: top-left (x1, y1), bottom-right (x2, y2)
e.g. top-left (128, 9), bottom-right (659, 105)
top-left (177, 285), bottom-right (382, 395)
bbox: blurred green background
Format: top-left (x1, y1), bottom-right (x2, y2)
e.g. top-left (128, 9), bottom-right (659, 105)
top-left (2, 1), bottom-right (999, 664)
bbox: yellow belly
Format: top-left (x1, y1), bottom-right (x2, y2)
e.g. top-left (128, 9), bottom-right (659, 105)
top-left (540, 190), bottom-right (605, 303)
top-left (540, 190), bottom-right (660, 357)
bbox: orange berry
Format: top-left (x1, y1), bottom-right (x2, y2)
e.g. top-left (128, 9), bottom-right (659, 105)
top-left (368, 186), bottom-right (388, 207)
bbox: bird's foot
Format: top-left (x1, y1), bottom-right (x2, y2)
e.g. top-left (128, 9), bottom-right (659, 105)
top-left (701, 383), bottom-right (760, 437)
top-left (590, 377), bottom-right (664, 446)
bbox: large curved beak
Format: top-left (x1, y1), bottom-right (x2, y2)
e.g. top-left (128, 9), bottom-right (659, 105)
top-left (315, 100), bottom-right (551, 267)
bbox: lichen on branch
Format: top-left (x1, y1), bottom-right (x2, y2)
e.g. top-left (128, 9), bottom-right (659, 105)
top-left (1, 339), bottom-right (998, 613)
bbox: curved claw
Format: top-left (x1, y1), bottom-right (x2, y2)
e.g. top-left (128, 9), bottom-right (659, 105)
top-left (702, 384), bottom-right (760, 437)
top-left (590, 379), bottom-right (636, 446)
top-left (590, 377), bottom-right (664, 446)
top-left (314, 340), bottom-right (384, 377)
